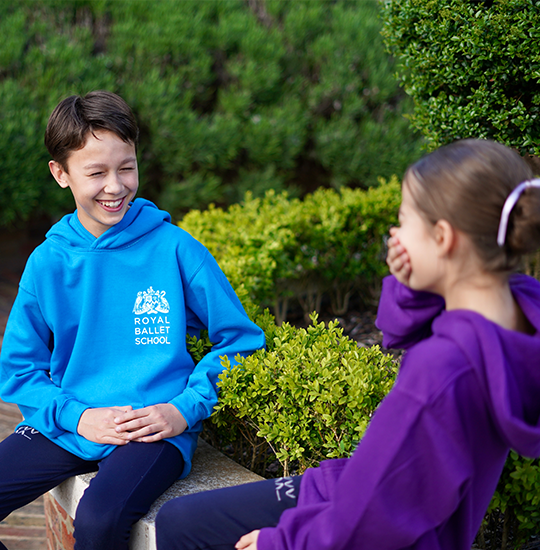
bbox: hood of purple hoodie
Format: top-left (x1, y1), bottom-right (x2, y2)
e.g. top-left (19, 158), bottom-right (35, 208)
top-left (432, 274), bottom-right (540, 458)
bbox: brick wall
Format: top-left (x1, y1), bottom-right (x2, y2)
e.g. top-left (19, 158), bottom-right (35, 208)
top-left (43, 493), bottom-right (75, 550)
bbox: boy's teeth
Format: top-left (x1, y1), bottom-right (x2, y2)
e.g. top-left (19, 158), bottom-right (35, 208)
top-left (99, 199), bottom-right (122, 208)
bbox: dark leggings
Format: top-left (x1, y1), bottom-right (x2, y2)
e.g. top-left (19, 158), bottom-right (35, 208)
top-left (156, 475), bottom-right (302, 550)
top-left (0, 426), bottom-right (184, 550)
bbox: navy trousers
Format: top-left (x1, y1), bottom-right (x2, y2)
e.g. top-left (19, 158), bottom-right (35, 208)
top-left (156, 475), bottom-right (302, 550)
top-left (0, 426), bottom-right (184, 550)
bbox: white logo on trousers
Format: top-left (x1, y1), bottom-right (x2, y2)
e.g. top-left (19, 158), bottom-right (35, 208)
top-left (15, 426), bottom-right (39, 440)
top-left (274, 477), bottom-right (296, 502)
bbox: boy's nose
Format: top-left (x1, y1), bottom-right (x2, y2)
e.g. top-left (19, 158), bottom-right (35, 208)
top-left (103, 174), bottom-right (124, 194)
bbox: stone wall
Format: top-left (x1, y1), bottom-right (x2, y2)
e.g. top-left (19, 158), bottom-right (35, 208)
top-left (44, 439), bottom-right (263, 550)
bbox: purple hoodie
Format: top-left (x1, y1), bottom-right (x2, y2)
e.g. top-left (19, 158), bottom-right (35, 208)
top-left (257, 274), bottom-right (540, 550)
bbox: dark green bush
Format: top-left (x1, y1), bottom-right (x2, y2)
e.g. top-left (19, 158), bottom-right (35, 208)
top-left (382, 3), bottom-right (540, 545)
top-left (380, 0), bottom-right (540, 154)
top-left (179, 177), bottom-right (400, 323)
top-left (475, 452), bottom-right (540, 550)
top-left (0, 0), bottom-right (423, 228)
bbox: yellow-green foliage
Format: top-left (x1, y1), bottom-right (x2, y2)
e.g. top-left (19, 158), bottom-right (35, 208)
top-left (179, 177), bottom-right (401, 322)
top-left (208, 314), bottom-right (396, 477)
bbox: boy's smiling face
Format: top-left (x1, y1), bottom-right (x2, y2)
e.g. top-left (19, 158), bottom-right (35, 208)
top-left (49, 130), bottom-right (139, 238)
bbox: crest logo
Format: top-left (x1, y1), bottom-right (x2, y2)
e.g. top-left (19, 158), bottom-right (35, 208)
top-left (133, 287), bottom-right (170, 315)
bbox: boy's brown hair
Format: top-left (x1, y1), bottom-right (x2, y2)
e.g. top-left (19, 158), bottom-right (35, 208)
top-left (44, 91), bottom-right (139, 172)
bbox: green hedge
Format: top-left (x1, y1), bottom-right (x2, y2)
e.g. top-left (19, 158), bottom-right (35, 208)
top-left (0, 0), bottom-right (423, 228)
top-left (481, 452), bottom-right (540, 550)
top-left (200, 313), bottom-right (397, 477)
top-left (381, 2), bottom-right (540, 545)
top-left (380, 0), bottom-right (540, 155)
top-left (179, 177), bottom-right (400, 323)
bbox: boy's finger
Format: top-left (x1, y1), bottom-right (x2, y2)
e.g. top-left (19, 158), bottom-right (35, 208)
top-left (116, 417), bottom-right (155, 433)
top-left (132, 433), bottom-right (164, 443)
top-left (114, 407), bottom-right (146, 423)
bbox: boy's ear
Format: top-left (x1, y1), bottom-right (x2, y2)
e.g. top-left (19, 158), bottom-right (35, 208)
top-left (433, 219), bottom-right (456, 257)
top-left (49, 160), bottom-right (69, 188)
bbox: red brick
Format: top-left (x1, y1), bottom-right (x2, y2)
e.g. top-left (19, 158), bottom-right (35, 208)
top-left (44, 502), bottom-right (62, 544)
top-left (61, 519), bottom-right (75, 550)
top-left (52, 498), bottom-right (68, 522)
top-left (43, 496), bottom-right (53, 518)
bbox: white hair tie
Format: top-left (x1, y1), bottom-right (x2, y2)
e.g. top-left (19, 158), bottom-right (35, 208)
top-left (497, 178), bottom-right (540, 247)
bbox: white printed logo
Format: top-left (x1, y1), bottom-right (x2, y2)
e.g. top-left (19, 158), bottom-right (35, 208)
top-left (133, 287), bottom-right (170, 315)
top-left (15, 426), bottom-right (40, 440)
top-left (133, 287), bottom-right (172, 346)
top-left (274, 477), bottom-right (296, 502)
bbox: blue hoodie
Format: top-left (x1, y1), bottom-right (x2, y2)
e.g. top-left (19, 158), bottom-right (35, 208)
top-left (0, 199), bottom-right (265, 477)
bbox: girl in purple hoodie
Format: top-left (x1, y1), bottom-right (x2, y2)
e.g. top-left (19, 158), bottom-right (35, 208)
top-left (156, 139), bottom-right (540, 550)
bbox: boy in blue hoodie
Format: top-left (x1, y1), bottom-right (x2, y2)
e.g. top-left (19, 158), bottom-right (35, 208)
top-left (0, 90), bottom-right (265, 550)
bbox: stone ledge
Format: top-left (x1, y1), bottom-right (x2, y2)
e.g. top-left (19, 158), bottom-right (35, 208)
top-left (45, 438), bottom-right (263, 550)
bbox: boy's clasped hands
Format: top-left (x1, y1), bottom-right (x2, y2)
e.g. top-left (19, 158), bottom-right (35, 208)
top-left (77, 404), bottom-right (188, 445)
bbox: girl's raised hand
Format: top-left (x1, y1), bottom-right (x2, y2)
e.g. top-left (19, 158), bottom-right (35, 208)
top-left (113, 403), bottom-right (188, 443)
top-left (387, 227), bottom-right (412, 286)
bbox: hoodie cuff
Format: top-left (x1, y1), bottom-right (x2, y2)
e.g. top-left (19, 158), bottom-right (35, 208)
top-left (169, 388), bottom-right (214, 429)
top-left (257, 527), bottom-right (277, 550)
top-left (57, 397), bottom-right (90, 434)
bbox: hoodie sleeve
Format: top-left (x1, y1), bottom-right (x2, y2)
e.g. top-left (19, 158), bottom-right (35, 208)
top-left (375, 275), bottom-right (445, 349)
top-left (168, 251), bottom-right (265, 429)
top-left (257, 345), bottom-right (476, 550)
top-left (0, 286), bottom-right (89, 437)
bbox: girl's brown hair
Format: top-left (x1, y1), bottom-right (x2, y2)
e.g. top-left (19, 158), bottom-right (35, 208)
top-left (44, 90), bottom-right (139, 172)
top-left (405, 139), bottom-right (540, 272)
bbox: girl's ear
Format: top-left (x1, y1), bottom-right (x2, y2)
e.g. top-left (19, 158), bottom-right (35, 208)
top-left (49, 161), bottom-right (69, 189)
top-left (433, 219), bottom-right (456, 257)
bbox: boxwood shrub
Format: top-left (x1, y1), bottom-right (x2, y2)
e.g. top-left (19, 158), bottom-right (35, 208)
top-left (179, 176), bottom-right (400, 323)
top-left (201, 313), bottom-right (397, 477)
top-left (380, 0), bottom-right (540, 155)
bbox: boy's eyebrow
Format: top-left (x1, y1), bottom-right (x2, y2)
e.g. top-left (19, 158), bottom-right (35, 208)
top-left (83, 157), bottom-right (137, 170)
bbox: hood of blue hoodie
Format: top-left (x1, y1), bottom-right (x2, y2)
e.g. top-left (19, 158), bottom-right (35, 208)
top-left (46, 198), bottom-right (171, 250)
